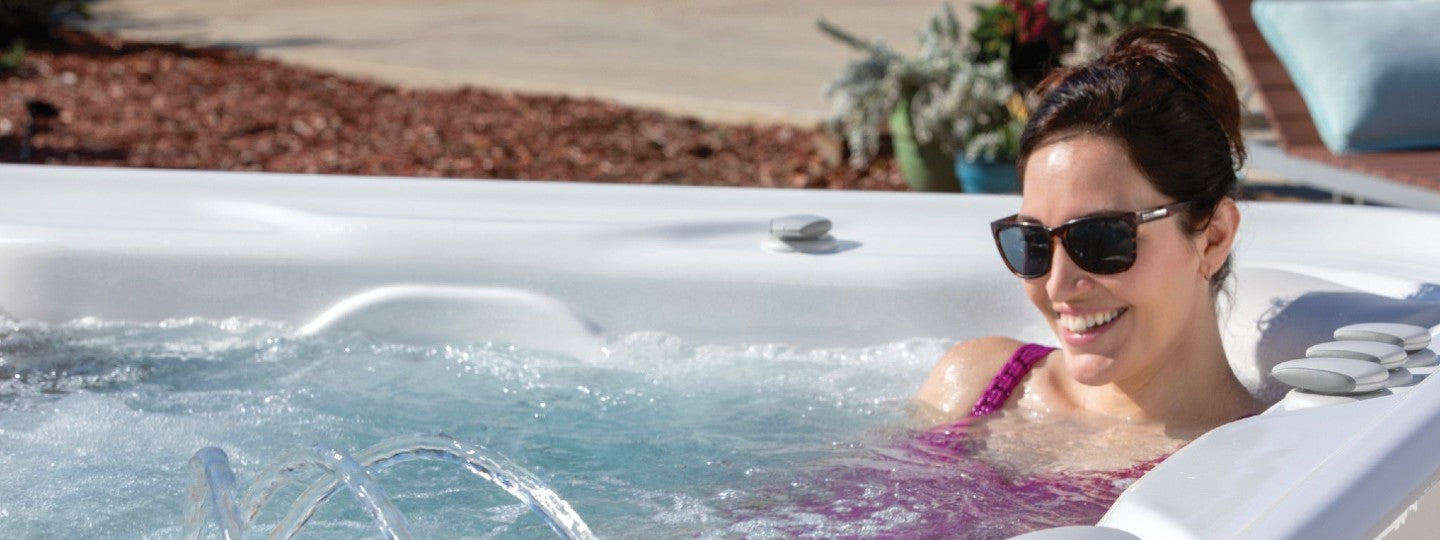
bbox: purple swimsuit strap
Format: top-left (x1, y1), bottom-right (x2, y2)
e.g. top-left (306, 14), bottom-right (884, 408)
top-left (970, 343), bottom-right (1056, 417)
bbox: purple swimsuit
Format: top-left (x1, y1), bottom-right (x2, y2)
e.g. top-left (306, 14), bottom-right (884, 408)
top-left (970, 343), bottom-right (1057, 417)
top-left (915, 342), bottom-right (1059, 454)
top-left (726, 343), bottom-right (1164, 538)
top-left (895, 343), bottom-right (1162, 535)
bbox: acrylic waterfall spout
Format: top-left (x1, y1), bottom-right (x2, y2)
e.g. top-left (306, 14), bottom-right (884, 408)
top-left (183, 435), bottom-right (593, 539)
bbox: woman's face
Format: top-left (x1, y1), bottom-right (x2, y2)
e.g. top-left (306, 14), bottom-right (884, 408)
top-left (1017, 135), bottom-right (1211, 387)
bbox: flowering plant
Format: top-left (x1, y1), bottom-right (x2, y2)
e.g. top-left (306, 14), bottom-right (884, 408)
top-left (973, 0), bottom-right (1069, 89)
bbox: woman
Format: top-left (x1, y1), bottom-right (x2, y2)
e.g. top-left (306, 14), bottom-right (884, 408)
top-left (916, 27), bottom-right (1260, 470)
top-left (729, 28), bottom-right (1262, 538)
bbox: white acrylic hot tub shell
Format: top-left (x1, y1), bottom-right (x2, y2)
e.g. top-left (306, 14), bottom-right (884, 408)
top-left (0, 164), bottom-right (1045, 350)
top-left (1, 163), bottom-right (1438, 539)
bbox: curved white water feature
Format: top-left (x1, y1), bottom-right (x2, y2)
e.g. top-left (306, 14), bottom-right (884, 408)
top-left (0, 163), bottom-right (1438, 538)
top-left (187, 447), bottom-right (245, 540)
top-left (184, 435), bottom-right (593, 539)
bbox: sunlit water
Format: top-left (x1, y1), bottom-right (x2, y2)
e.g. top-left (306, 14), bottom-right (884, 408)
top-left (0, 318), bottom-right (1146, 538)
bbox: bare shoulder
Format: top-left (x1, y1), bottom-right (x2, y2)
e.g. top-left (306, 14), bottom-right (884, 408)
top-left (913, 336), bottom-right (1027, 424)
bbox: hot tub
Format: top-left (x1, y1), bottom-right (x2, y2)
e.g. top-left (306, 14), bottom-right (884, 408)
top-left (0, 163), bottom-right (1437, 538)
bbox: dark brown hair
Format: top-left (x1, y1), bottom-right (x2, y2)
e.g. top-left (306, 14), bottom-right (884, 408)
top-left (1018, 27), bottom-right (1244, 295)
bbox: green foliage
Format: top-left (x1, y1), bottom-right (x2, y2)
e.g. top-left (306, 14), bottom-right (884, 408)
top-left (0, 39), bottom-right (25, 74)
top-left (1048, 0), bottom-right (1187, 44)
top-left (971, 0), bottom-right (1073, 88)
top-left (912, 59), bottom-right (1026, 162)
top-left (818, 4), bottom-right (970, 166)
top-left (971, 4), bottom-right (1022, 66)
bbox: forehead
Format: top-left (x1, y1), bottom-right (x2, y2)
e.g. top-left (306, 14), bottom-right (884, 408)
top-left (1018, 136), bottom-right (1167, 225)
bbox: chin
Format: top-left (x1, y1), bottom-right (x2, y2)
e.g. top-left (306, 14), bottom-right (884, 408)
top-left (1064, 351), bottom-right (1119, 386)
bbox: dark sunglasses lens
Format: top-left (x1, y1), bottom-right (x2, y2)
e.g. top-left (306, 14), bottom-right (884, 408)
top-left (997, 224), bottom-right (1051, 277)
top-left (1064, 217), bottom-right (1137, 274)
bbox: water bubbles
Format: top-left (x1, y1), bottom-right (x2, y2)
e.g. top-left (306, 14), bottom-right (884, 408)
top-left (1, 321), bottom-right (963, 537)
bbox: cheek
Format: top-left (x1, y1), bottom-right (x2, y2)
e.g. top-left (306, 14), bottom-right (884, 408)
top-left (1106, 275), bottom-right (1160, 317)
top-left (1022, 279), bottom-right (1050, 315)
top-left (1120, 241), bottom-right (1201, 316)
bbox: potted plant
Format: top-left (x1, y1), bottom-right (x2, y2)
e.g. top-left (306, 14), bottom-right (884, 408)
top-left (818, 4), bottom-right (969, 192)
top-left (911, 58), bottom-right (1027, 193)
top-left (820, 4), bottom-right (1032, 193)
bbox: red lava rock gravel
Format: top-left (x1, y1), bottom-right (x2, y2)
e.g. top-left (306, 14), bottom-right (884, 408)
top-left (0, 31), bottom-right (905, 190)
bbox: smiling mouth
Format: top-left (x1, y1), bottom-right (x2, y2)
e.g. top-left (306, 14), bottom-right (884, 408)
top-left (1058, 308), bottom-right (1128, 334)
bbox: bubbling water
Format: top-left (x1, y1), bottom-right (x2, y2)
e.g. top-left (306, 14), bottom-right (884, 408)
top-left (0, 317), bottom-right (1145, 538)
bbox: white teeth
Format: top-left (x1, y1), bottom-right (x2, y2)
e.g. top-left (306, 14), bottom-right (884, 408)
top-left (1059, 309), bottom-right (1124, 333)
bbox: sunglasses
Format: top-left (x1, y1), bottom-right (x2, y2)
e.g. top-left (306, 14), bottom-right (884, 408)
top-left (989, 201), bottom-right (1193, 278)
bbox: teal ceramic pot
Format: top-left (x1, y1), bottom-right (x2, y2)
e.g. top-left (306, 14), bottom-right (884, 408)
top-left (956, 157), bottom-right (1020, 194)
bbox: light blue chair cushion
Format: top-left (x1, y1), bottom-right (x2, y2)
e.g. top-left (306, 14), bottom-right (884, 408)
top-left (1252, 0), bottom-right (1440, 154)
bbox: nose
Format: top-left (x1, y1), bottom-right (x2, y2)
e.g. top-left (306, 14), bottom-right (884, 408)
top-left (1044, 242), bottom-right (1092, 301)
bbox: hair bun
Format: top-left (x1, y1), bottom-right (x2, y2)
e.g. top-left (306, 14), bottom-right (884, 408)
top-left (1100, 27), bottom-right (1245, 167)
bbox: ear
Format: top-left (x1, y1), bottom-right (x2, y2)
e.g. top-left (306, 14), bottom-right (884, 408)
top-left (1199, 197), bottom-right (1240, 278)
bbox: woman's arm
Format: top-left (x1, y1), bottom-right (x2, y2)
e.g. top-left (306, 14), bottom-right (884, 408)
top-left (913, 336), bottom-right (1024, 425)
